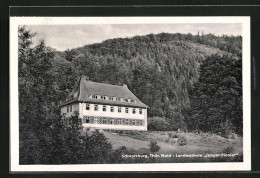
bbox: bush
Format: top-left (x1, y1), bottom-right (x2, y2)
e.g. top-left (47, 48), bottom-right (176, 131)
top-left (110, 146), bottom-right (128, 163)
top-left (223, 146), bottom-right (234, 154)
top-left (168, 132), bottom-right (179, 138)
top-left (208, 147), bottom-right (242, 162)
top-left (82, 130), bottom-right (113, 163)
top-left (148, 117), bottom-right (167, 131)
top-left (177, 136), bottom-right (187, 146)
top-left (149, 141), bottom-right (160, 153)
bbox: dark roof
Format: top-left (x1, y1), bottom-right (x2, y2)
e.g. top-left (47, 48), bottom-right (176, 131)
top-left (59, 77), bottom-right (148, 108)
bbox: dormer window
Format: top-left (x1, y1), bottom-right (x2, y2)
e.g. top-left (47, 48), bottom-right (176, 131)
top-left (101, 96), bottom-right (106, 100)
top-left (124, 99), bottom-right (128, 102)
top-left (92, 95), bottom-right (98, 99)
top-left (116, 98), bottom-right (120, 101)
top-left (109, 97), bottom-right (113, 100)
top-left (131, 99), bottom-right (135, 103)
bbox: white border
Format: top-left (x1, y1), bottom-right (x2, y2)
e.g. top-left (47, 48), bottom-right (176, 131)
top-left (10, 17), bottom-right (251, 172)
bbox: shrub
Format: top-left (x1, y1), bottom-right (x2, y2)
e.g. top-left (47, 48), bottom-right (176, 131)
top-left (148, 117), bottom-right (167, 131)
top-left (82, 131), bottom-right (113, 163)
top-left (110, 146), bottom-right (128, 163)
top-left (168, 132), bottom-right (179, 138)
top-left (208, 147), bottom-right (242, 162)
top-left (164, 138), bottom-right (170, 143)
top-left (223, 146), bottom-right (234, 154)
top-left (177, 136), bottom-right (187, 146)
top-left (149, 141), bottom-right (160, 153)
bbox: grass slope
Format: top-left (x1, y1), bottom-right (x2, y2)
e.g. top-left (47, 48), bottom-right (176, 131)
top-left (103, 131), bottom-right (243, 163)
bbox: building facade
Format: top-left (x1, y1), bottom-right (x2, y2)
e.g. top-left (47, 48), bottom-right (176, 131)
top-left (59, 76), bottom-right (148, 131)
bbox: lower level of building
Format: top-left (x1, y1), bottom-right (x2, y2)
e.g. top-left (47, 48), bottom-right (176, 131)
top-left (62, 115), bottom-right (147, 131)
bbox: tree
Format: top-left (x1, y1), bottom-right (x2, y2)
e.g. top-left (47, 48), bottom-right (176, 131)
top-left (149, 141), bottom-right (160, 153)
top-left (185, 53), bottom-right (242, 135)
top-left (19, 26), bottom-right (62, 164)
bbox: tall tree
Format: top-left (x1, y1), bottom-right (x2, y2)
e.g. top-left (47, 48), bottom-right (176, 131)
top-left (185, 53), bottom-right (242, 134)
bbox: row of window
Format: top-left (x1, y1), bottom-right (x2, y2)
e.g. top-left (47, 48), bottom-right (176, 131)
top-left (86, 104), bottom-right (143, 114)
top-left (91, 95), bottom-right (136, 103)
top-left (83, 116), bottom-right (144, 126)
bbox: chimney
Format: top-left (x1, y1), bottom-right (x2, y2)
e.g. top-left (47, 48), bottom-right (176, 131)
top-left (123, 84), bottom-right (128, 88)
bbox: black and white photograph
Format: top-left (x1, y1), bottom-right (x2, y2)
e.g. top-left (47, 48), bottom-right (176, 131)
top-left (10, 17), bottom-right (251, 171)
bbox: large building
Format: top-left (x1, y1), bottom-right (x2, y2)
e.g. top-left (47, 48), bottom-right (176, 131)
top-left (59, 76), bottom-right (148, 131)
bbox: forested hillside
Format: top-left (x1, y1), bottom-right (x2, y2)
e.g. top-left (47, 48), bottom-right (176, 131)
top-left (53, 33), bottom-right (241, 130)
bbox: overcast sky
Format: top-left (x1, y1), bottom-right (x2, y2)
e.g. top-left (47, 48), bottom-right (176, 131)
top-left (27, 23), bottom-right (242, 51)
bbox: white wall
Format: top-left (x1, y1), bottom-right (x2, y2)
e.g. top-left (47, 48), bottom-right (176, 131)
top-left (79, 103), bottom-right (147, 131)
top-left (79, 103), bottom-right (146, 120)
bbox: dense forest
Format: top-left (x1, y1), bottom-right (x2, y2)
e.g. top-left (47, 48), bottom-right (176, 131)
top-left (18, 26), bottom-right (242, 164)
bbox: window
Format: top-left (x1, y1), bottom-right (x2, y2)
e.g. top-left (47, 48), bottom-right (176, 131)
top-left (94, 105), bottom-right (98, 111)
top-left (133, 108), bottom-right (136, 114)
top-left (125, 108), bottom-right (129, 113)
top-left (101, 96), bottom-right (106, 100)
top-left (131, 99), bottom-right (134, 103)
top-left (86, 104), bottom-right (90, 110)
top-left (109, 97), bottom-right (113, 100)
top-left (137, 119), bottom-right (143, 126)
top-left (125, 119), bottom-right (129, 125)
top-left (97, 117), bottom-right (102, 124)
top-left (102, 118), bottom-right (106, 124)
top-left (103, 105), bottom-right (106, 112)
top-left (70, 105), bottom-right (72, 112)
top-left (92, 95), bottom-right (97, 99)
top-left (114, 118), bottom-right (118, 125)
top-left (110, 106), bottom-right (114, 112)
top-left (118, 107), bottom-right (122, 113)
top-left (67, 106), bottom-right (69, 113)
top-left (94, 117), bottom-right (98, 124)
top-left (118, 118), bottom-right (122, 125)
top-left (133, 119), bottom-right (136, 125)
top-left (124, 99), bottom-right (128, 102)
top-left (86, 117), bottom-right (89, 123)
top-left (116, 97), bottom-right (120, 101)
top-left (139, 108), bottom-right (142, 114)
top-left (89, 116), bottom-right (94, 124)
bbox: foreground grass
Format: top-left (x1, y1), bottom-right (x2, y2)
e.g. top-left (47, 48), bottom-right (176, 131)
top-left (103, 131), bottom-right (243, 163)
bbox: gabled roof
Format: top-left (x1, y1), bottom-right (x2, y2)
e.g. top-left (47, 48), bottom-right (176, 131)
top-left (59, 76), bottom-right (148, 108)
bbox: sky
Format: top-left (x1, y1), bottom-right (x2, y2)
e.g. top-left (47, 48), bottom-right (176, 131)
top-left (27, 23), bottom-right (242, 51)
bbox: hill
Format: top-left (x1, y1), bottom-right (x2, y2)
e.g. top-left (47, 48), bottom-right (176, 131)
top-left (53, 33), bottom-right (241, 130)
